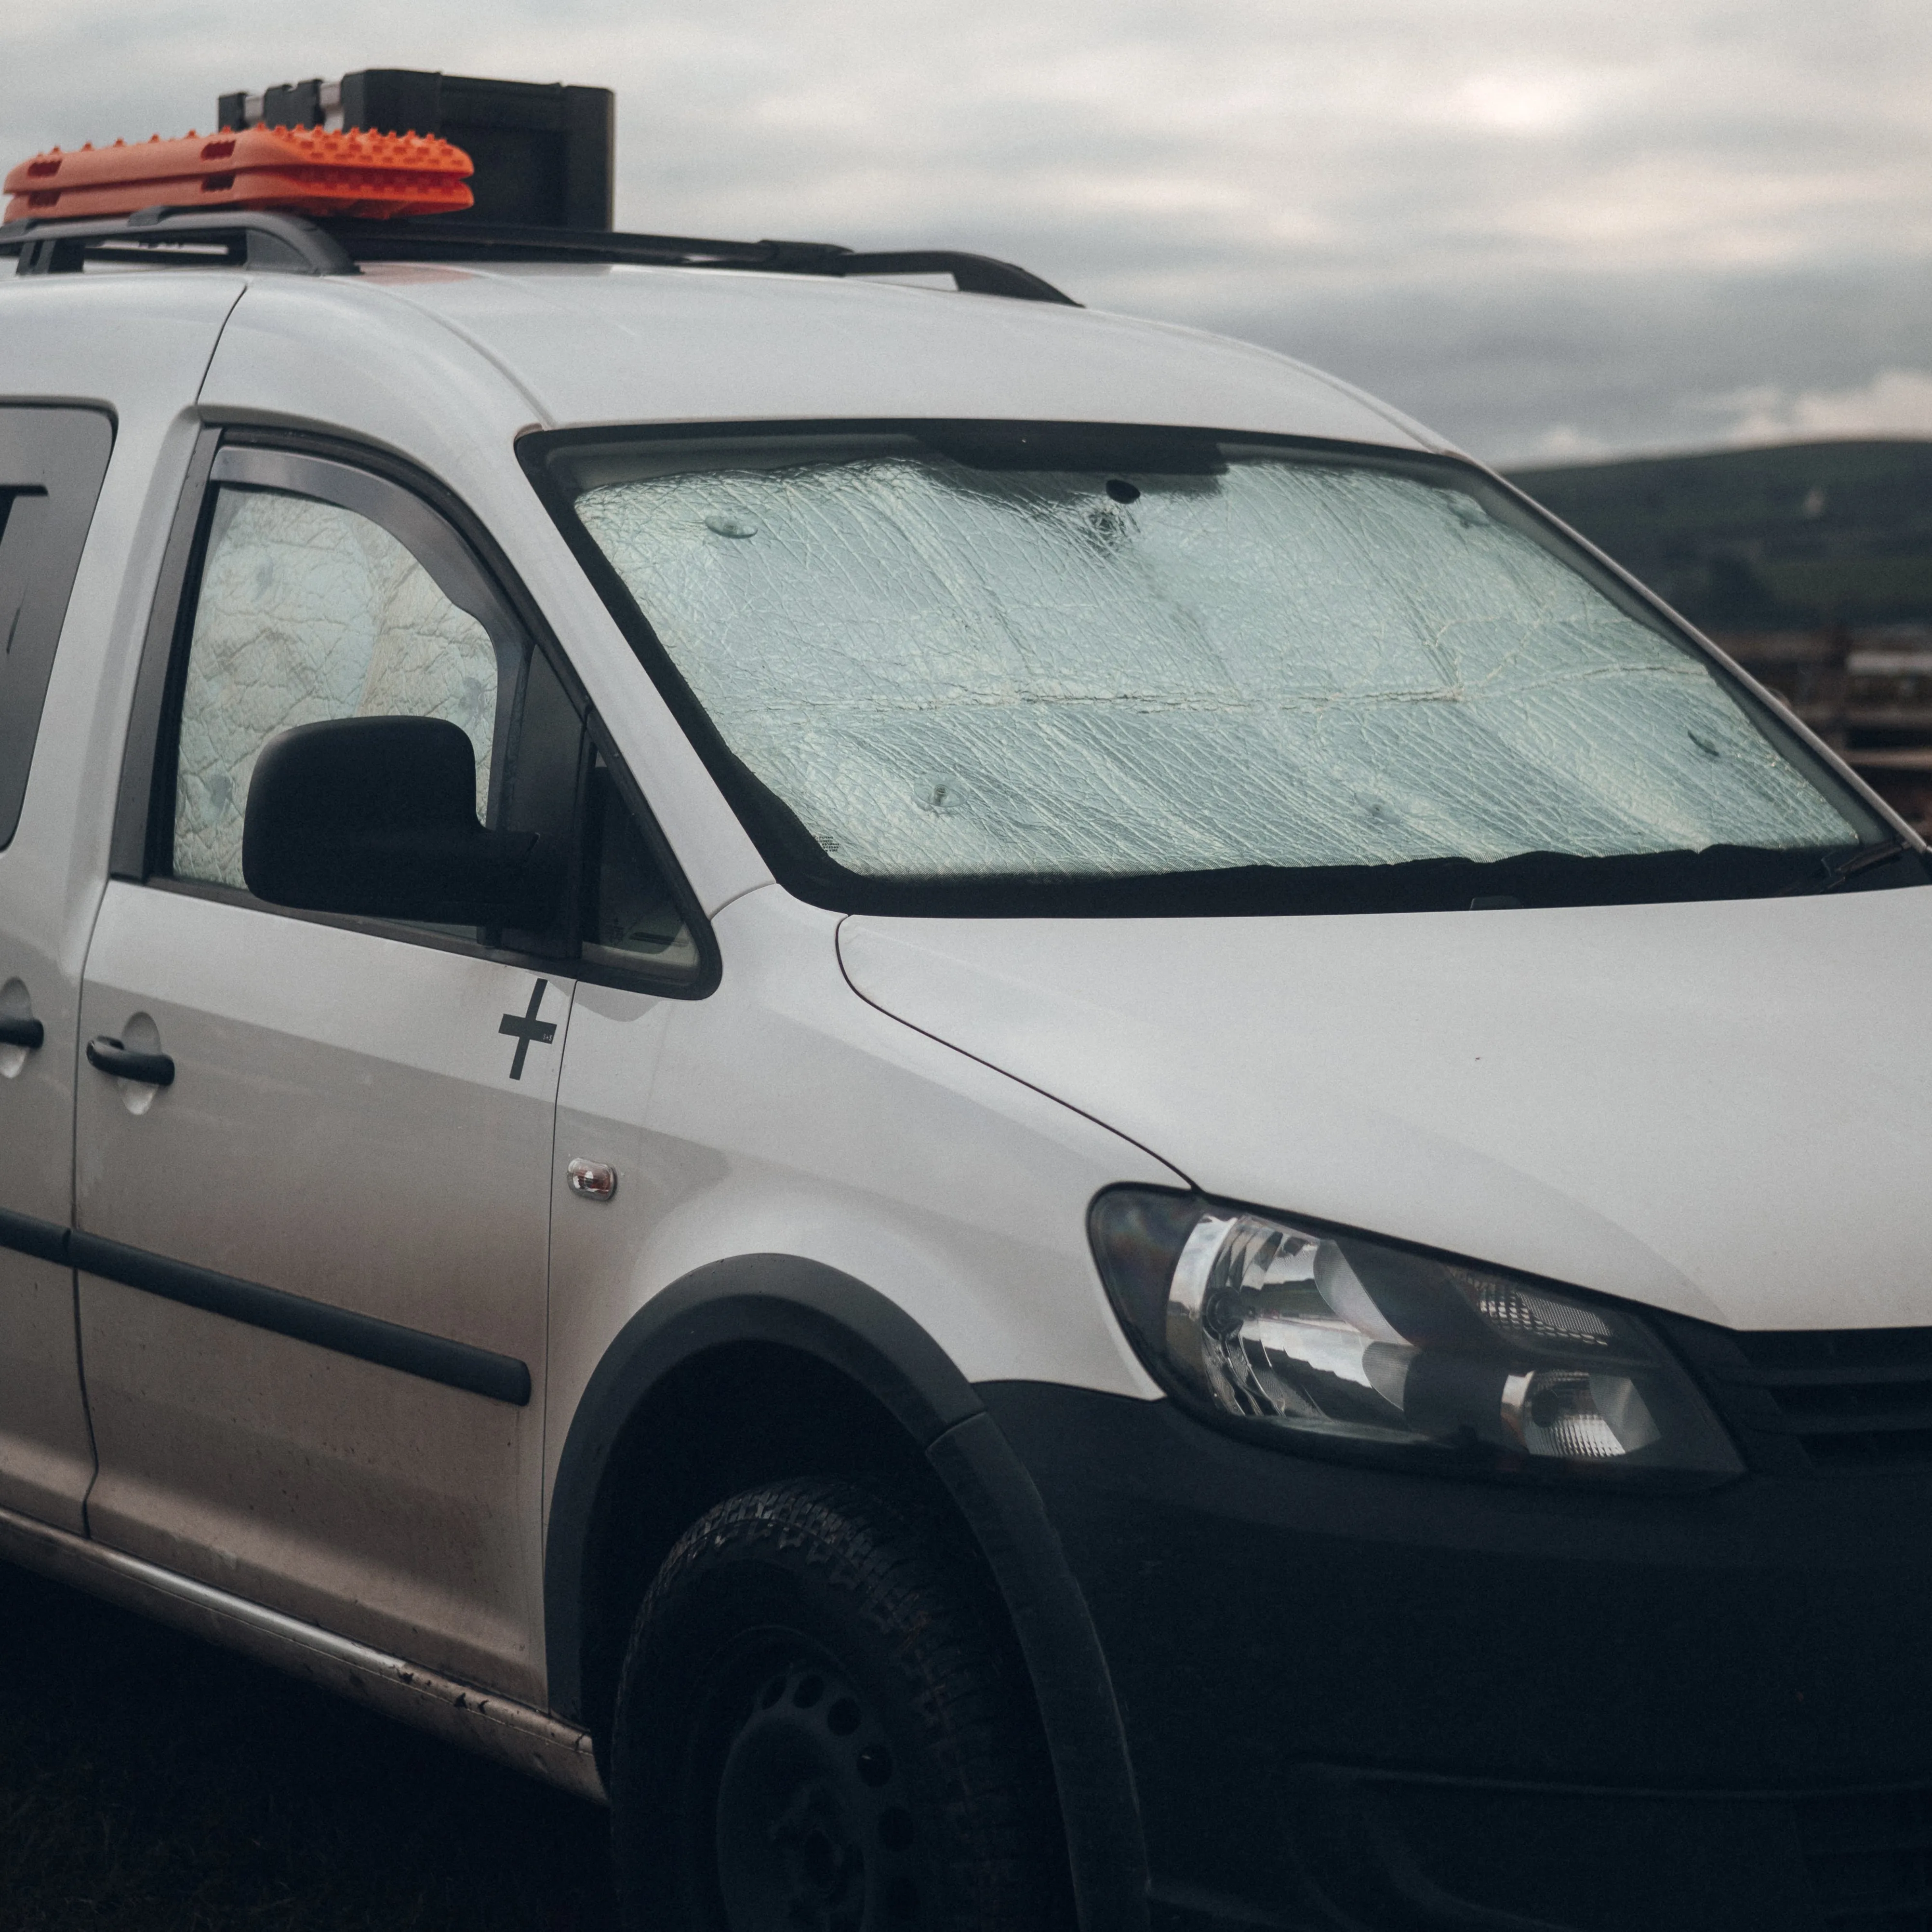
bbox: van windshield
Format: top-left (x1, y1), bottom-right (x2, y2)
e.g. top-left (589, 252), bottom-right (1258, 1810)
top-left (533, 424), bottom-right (1909, 915)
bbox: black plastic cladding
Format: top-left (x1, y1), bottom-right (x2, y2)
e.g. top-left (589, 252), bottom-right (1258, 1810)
top-left (520, 417), bottom-right (1900, 920)
top-left (543, 1257), bottom-right (1150, 1932)
top-left (981, 1378), bottom-right (1932, 1931)
top-left (110, 420), bottom-right (720, 1002)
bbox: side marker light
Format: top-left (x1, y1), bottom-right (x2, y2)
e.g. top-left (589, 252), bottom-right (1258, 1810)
top-left (3, 126), bottom-right (474, 223)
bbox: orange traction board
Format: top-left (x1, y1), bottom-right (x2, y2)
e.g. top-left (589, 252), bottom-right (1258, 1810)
top-left (4, 126), bottom-right (474, 223)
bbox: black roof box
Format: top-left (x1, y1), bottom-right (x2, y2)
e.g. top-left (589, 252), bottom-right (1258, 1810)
top-left (216, 69), bottom-right (613, 230)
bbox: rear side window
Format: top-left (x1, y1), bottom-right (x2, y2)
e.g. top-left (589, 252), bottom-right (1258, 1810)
top-left (0, 407), bottom-right (114, 849)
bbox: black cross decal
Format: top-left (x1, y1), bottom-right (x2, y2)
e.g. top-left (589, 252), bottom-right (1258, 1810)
top-left (498, 978), bottom-right (558, 1080)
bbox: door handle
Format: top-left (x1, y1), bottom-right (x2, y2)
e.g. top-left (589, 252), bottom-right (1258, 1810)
top-left (0, 1015), bottom-right (42, 1050)
top-left (85, 1036), bottom-right (175, 1086)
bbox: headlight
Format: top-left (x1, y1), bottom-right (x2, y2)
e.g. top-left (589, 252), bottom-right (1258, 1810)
top-left (1090, 1189), bottom-right (1741, 1480)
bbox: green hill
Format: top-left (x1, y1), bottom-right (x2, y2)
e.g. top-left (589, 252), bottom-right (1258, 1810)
top-left (1506, 439), bottom-right (1932, 630)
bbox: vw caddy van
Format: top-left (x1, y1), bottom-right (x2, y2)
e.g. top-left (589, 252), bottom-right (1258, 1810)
top-left (0, 160), bottom-right (1928, 1932)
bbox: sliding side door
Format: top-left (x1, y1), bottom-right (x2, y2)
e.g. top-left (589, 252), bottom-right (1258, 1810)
top-left (0, 406), bottom-right (115, 1531)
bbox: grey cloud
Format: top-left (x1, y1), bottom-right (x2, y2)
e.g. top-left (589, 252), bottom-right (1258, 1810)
top-left (5, 0), bottom-right (1930, 460)
top-left (1210, 260), bottom-right (1932, 463)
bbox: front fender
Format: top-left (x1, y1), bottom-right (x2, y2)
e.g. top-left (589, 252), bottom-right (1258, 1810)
top-left (543, 1252), bottom-right (1150, 1932)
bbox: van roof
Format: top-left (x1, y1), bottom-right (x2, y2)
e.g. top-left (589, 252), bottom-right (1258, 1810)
top-left (0, 208), bottom-right (1442, 451)
top-left (354, 259), bottom-right (1441, 449)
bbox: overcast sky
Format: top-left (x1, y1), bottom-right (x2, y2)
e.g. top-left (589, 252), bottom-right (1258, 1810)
top-left (6, 0), bottom-right (1929, 465)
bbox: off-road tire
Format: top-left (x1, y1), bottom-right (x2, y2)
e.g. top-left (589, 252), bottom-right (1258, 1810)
top-left (609, 1476), bottom-right (1065, 1932)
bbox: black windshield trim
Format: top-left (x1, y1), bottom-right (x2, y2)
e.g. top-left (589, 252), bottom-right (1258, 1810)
top-left (800, 844), bottom-right (1928, 919)
top-left (520, 419), bottom-right (1905, 919)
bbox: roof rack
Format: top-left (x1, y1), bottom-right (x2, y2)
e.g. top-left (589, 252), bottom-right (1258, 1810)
top-left (0, 206), bottom-right (1079, 305)
top-left (0, 206), bottom-right (351, 275)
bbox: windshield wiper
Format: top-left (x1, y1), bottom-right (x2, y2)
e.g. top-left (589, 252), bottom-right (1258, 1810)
top-left (1781, 834), bottom-right (1921, 896)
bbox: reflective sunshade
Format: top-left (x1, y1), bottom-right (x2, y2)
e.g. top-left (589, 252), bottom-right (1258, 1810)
top-left (542, 427), bottom-right (1880, 911)
top-left (175, 487), bottom-right (504, 891)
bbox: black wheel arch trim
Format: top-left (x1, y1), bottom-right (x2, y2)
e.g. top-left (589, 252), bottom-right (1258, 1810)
top-left (543, 1252), bottom-right (1150, 1932)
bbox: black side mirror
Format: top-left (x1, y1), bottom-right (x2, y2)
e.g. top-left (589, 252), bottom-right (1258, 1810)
top-left (242, 715), bottom-right (557, 927)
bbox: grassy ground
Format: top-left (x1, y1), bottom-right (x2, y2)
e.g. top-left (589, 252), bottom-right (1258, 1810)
top-left (0, 1559), bottom-right (618, 1932)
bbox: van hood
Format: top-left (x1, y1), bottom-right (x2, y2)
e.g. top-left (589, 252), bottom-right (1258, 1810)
top-left (839, 889), bottom-right (1932, 1332)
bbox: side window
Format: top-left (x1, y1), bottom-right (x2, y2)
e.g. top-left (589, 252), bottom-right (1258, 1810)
top-left (580, 748), bottom-right (698, 973)
top-left (0, 408), bottom-right (115, 849)
top-left (171, 484), bottom-right (517, 892)
top-left (138, 440), bottom-right (707, 989)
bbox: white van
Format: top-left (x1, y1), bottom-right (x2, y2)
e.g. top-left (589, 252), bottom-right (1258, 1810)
top-left (0, 197), bottom-right (1925, 1932)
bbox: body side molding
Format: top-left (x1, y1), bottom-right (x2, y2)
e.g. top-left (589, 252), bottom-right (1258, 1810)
top-left (0, 1211), bottom-right (530, 1404)
top-left (544, 1254), bottom-right (1150, 1932)
top-left (71, 1231), bottom-right (533, 1404)
top-left (0, 1204), bottom-right (68, 1266)
top-left (0, 1498), bottom-right (602, 1800)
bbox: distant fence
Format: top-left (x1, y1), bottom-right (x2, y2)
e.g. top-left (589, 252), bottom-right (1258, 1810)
top-left (1712, 626), bottom-right (1932, 831)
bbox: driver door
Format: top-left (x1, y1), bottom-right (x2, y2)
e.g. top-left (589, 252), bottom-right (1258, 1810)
top-left (73, 443), bottom-right (583, 1699)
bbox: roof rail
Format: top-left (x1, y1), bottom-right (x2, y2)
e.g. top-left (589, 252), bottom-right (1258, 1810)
top-left (331, 220), bottom-right (1079, 302)
top-left (0, 206), bottom-right (1079, 304)
top-left (0, 207), bottom-right (353, 276)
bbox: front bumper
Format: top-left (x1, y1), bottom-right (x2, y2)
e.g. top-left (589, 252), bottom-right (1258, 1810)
top-left (979, 1380), bottom-right (1932, 1932)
